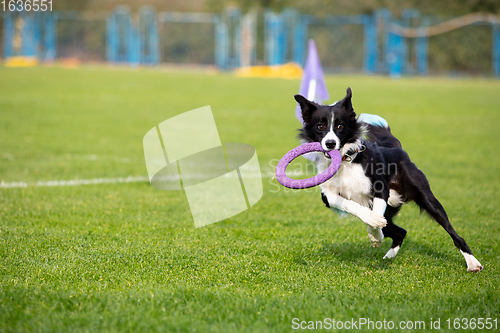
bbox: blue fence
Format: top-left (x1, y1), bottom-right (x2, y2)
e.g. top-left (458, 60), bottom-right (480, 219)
top-left (2, 7), bottom-right (500, 76)
top-left (2, 9), bottom-right (56, 61)
top-left (106, 6), bottom-right (159, 65)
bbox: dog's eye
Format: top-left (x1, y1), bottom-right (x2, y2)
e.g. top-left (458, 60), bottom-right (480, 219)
top-left (317, 124), bottom-right (326, 131)
top-left (337, 124), bottom-right (344, 130)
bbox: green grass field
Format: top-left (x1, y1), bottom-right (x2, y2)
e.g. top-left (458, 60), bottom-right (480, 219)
top-left (1, 66), bottom-right (499, 332)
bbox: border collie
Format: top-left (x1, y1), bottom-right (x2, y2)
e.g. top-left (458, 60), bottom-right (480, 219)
top-left (295, 87), bottom-right (483, 272)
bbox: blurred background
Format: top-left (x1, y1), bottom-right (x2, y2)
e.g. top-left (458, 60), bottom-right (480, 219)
top-left (1, 0), bottom-right (500, 76)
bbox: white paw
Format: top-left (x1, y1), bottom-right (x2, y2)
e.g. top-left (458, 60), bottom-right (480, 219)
top-left (467, 264), bottom-right (483, 273)
top-left (461, 250), bottom-right (483, 273)
top-left (383, 246), bottom-right (400, 259)
top-left (362, 210), bottom-right (387, 229)
top-left (367, 226), bottom-right (384, 248)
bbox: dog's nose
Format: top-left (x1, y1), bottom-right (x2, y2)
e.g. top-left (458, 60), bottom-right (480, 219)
top-left (325, 140), bottom-right (336, 150)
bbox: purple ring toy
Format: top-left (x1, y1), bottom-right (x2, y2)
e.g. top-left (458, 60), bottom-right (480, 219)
top-left (275, 142), bottom-right (342, 189)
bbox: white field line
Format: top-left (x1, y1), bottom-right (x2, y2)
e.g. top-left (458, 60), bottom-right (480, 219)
top-left (0, 176), bottom-right (148, 188)
top-left (1, 172), bottom-right (277, 189)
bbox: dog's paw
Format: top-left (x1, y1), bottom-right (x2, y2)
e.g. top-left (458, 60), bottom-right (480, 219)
top-left (362, 210), bottom-right (387, 229)
top-left (383, 246), bottom-right (400, 259)
top-left (461, 251), bottom-right (483, 272)
top-left (467, 264), bottom-right (483, 273)
top-left (367, 226), bottom-right (384, 248)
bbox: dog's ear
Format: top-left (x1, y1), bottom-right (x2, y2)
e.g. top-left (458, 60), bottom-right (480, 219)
top-left (340, 87), bottom-right (356, 120)
top-left (341, 87), bottom-right (353, 110)
top-left (294, 94), bottom-right (319, 125)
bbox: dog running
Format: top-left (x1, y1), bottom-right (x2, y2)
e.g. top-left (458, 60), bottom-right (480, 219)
top-left (294, 87), bottom-right (482, 272)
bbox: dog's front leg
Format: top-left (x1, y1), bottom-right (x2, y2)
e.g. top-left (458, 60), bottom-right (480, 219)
top-left (366, 198), bottom-right (387, 248)
top-left (323, 191), bottom-right (387, 229)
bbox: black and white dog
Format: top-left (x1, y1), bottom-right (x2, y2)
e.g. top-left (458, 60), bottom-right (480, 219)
top-left (295, 87), bottom-right (483, 272)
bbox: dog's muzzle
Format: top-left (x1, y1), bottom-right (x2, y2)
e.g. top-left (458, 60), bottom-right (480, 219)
top-left (325, 140), bottom-right (336, 150)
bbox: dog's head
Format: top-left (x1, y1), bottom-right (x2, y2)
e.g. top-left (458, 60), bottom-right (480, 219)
top-left (296, 87), bottom-right (362, 154)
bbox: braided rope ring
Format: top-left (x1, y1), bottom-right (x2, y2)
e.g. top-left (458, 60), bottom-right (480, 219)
top-left (275, 142), bottom-right (342, 189)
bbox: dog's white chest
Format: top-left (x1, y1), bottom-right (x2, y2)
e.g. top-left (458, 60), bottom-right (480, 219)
top-left (320, 162), bottom-right (373, 207)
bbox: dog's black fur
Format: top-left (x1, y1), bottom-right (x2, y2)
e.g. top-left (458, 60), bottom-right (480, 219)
top-left (295, 87), bottom-right (482, 272)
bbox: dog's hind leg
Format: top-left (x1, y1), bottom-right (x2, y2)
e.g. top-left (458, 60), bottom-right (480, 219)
top-left (381, 205), bottom-right (406, 259)
top-left (401, 160), bottom-right (483, 272)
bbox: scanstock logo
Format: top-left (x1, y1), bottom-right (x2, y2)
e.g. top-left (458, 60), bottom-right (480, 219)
top-left (143, 106), bottom-right (263, 227)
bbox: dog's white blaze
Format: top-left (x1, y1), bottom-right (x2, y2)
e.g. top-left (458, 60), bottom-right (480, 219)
top-left (321, 113), bottom-right (340, 151)
top-left (383, 246), bottom-right (400, 259)
top-left (388, 189), bottom-right (404, 207)
top-left (460, 250), bottom-right (483, 272)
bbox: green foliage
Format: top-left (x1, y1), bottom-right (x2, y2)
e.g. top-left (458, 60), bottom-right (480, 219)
top-left (428, 25), bottom-right (493, 74)
top-left (203, 0), bottom-right (500, 15)
top-left (50, 0), bottom-right (500, 16)
top-left (0, 67), bottom-right (499, 332)
top-left (160, 22), bottom-right (215, 64)
top-left (57, 20), bottom-right (107, 61)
